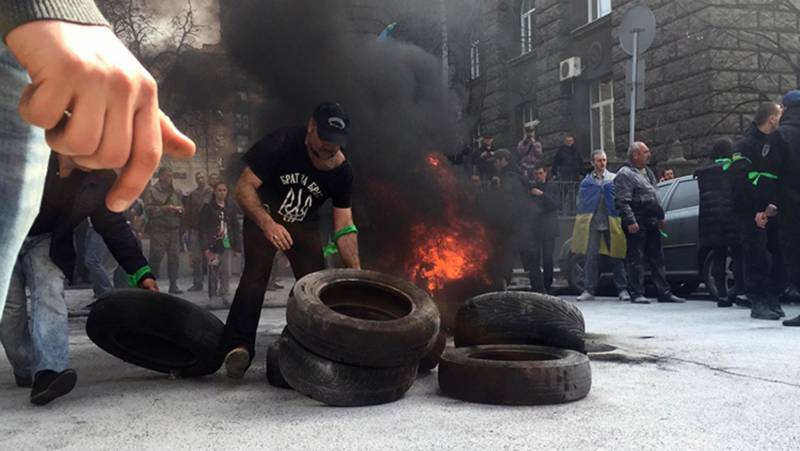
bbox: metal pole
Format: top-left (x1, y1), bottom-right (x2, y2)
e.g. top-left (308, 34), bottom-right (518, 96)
top-left (629, 29), bottom-right (640, 147)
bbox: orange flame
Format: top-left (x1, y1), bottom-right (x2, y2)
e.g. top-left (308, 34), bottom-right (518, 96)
top-left (406, 152), bottom-right (491, 292)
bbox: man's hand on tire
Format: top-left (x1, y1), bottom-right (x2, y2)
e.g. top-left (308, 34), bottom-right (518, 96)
top-left (140, 278), bottom-right (159, 292)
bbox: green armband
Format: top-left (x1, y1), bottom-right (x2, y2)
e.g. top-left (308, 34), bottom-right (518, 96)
top-left (660, 230), bottom-right (669, 238)
top-left (322, 225), bottom-right (359, 257)
top-left (748, 171), bottom-right (778, 186)
top-left (128, 265), bottom-right (154, 287)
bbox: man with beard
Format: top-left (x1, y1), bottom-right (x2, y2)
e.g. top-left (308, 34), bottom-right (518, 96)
top-left (221, 102), bottom-right (361, 377)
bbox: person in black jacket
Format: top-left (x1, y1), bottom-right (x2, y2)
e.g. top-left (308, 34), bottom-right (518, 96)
top-left (755, 91), bottom-right (800, 326)
top-left (199, 182), bottom-right (242, 307)
top-left (522, 166), bottom-right (560, 293)
top-left (695, 139), bottom-right (745, 308)
top-left (551, 134), bottom-right (583, 181)
top-left (730, 103), bottom-right (785, 320)
top-left (0, 153), bottom-right (156, 406)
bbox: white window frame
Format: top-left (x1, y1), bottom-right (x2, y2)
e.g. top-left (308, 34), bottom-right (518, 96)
top-left (588, 0), bottom-right (612, 23)
top-left (520, 0), bottom-right (535, 55)
top-left (589, 79), bottom-right (614, 153)
top-left (470, 40), bottom-right (481, 80)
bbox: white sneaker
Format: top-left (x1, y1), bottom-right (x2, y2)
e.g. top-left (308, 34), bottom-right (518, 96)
top-left (576, 291), bottom-right (594, 302)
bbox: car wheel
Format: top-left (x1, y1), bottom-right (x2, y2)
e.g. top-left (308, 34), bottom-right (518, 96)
top-left (702, 251), bottom-right (735, 299)
top-left (567, 253), bottom-right (586, 294)
top-left (86, 289), bottom-right (224, 377)
top-left (438, 344), bottom-right (592, 405)
top-left (453, 291), bottom-right (586, 353)
top-left (286, 269), bottom-right (440, 368)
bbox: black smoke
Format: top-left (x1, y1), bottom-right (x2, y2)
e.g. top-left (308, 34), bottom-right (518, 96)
top-left (219, 0), bottom-right (520, 303)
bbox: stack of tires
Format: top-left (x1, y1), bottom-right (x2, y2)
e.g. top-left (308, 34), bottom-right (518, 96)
top-left (439, 291), bottom-right (591, 405)
top-left (270, 269), bottom-right (441, 406)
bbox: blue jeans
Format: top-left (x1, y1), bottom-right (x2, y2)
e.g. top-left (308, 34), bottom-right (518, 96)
top-left (0, 44), bottom-right (49, 318)
top-left (0, 235), bottom-right (69, 377)
top-left (584, 229), bottom-right (628, 294)
top-left (85, 224), bottom-right (116, 297)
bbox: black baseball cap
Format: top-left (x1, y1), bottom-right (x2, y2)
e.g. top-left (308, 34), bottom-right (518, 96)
top-left (312, 102), bottom-right (350, 148)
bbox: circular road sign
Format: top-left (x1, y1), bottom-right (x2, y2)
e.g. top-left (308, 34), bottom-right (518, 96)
top-left (619, 5), bottom-right (656, 56)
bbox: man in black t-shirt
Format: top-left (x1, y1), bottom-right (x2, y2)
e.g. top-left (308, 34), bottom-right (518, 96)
top-left (221, 102), bottom-right (361, 378)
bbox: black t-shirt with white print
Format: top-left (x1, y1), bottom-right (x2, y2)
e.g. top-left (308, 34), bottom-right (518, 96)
top-left (242, 126), bottom-right (353, 224)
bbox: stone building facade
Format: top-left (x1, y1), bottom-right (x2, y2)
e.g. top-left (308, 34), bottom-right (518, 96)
top-left (458, 0), bottom-right (799, 169)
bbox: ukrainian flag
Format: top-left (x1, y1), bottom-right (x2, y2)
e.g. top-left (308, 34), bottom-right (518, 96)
top-left (570, 175), bottom-right (627, 259)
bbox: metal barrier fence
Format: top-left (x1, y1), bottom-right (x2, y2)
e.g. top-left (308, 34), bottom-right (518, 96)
top-left (551, 181), bottom-right (580, 217)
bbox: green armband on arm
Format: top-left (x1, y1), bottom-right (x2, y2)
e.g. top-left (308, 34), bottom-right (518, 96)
top-left (128, 265), bottom-right (154, 288)
top-left (748, 171), bottom-right (778, 186)
top-left (322, 225), bottom-right (359, 257)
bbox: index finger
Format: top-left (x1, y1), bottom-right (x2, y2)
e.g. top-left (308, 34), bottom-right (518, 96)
top-left (281, 228), bottom-right (294, 247)
top-left (105, 104), bottom-right (161, 212)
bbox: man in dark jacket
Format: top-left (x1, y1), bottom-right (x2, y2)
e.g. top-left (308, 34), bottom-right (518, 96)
top-left (730, 103), bottom-right (785, 319)
top-left (552, 134), bottom-right (583, 181)
top-left (695, 139), bottom-right (745, 309)
top-left (0, 153), bottom-right (156, 406)
top-left (523, 166), bottom-right (559, 293)
top-left (755, 91), bottom-right (800, 326)
top-left (614, 142), bottom-right (684, 304)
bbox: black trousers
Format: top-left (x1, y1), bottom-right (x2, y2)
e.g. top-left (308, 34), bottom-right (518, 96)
top-left (522, 237), bottom-right (554, 293)
top-left (737, 216), bottom-right (778, 300)
top-left (780, 229), bottom-right (800, 296)
top-left (710, 244), bottom-right (744, 300)
top-left (221, 217), bottom-right (324, 359)
top-left (624, 224), bottom-right (671, 299)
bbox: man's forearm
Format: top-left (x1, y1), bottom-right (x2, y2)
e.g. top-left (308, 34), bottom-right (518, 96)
top-left (236, 182), bottom-right (273, 230)
top-left (336, 234), bottom-right (361, 269)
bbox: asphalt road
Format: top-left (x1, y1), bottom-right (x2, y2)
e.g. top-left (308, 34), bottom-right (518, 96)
top-left (1, 285), bottom-right (798, 450)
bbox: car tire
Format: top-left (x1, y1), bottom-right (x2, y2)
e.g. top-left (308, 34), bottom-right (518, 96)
top-left (454, 291), bottom-right (586, 353)
top-left (286, 269), bottom-right (440, 368)
top-left (86, 289), bottom-right (224, 377)
top-left (266, 340), bottom-right (292, 389)
top-left (418, 331), bottom-right (447, 372)
top-left (702, 250), bottom-right (733, 299)
top-left (438, 344), bottom-right (591, 405)
top-left (278, 333), bottom-right (417, 407)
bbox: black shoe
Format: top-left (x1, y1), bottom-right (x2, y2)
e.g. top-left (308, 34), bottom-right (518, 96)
top-left (733, 294), bottom-right (751, 308)
top-left (780, 287), bottom-right (800, 304)
top-left (224, 347), bottom-right (250, 379)
top-left (266, 282), bottom-right (284, 292)
top-left (658, 294), bottom-right (685, 303)
top-left (169, 286), bottom-right (184, 295)
top-left (717, 298), bottom-right (733, 308)
top-left (15, 374), bottom-right (32, 388)
top-left (783, 315), bottom-right (800, 326)
top-left (631, 296), bottom-right (651, 304)
top-left (30, 369), bottom-right (77, 406)
top-left (188, 284), bottom-right (204, 292)
top-left (750, 300), bottom-right (780, 320)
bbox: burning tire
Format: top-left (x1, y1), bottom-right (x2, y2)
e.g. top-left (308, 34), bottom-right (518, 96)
top-left (86, 289), bottom-right (224, 377)
top-left (438, 345), bottom-right (591, 405)
top-left (418, 331), bottom-right (447, 372)
top-left (454, 291), bottom-right (586, 353)
top-left (266, 340), bottom-right (291, 389)
top-left (278, 332), bottom-right (417, 407)
top-left (286, 269), bottom-right (440, 368)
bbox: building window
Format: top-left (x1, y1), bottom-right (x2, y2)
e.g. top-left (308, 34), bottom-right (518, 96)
top-left (588, 0), bottom-right (611, 23)
top-left (520, 0), bottom-right (535, 55)
top-left (470, 40), bottom-right (481, 80)
top-left (521, 102), bottom-right (536, 128)
top-left (236, 135), bottom-right (250, 153)
top-left (590, 79), bottom-right (614, 153)
top-left (235, 113), bottom-right (250, 131)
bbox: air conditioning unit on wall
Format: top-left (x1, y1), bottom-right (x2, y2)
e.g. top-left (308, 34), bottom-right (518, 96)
top-left (559, 57), bottom-right (582, 81)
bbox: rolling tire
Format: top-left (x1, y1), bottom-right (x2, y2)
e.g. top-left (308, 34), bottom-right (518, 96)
top-left (454, 291), bottom-right (586, 353)
top-left (86, 289), bottom-right (224, 377)
top-left (438, 344), bottom-right (591, 405)
top-left (278, 333), bottom-right (417, 407)
top-left (286, 269), bottom-right (440, 368)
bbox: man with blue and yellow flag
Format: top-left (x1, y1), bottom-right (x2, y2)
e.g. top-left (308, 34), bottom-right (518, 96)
top-left (571, 150), bottom-right (629, 302)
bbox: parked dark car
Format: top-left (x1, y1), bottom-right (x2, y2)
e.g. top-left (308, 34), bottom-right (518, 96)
top-left (558, 175), bottom-right (731, 297)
